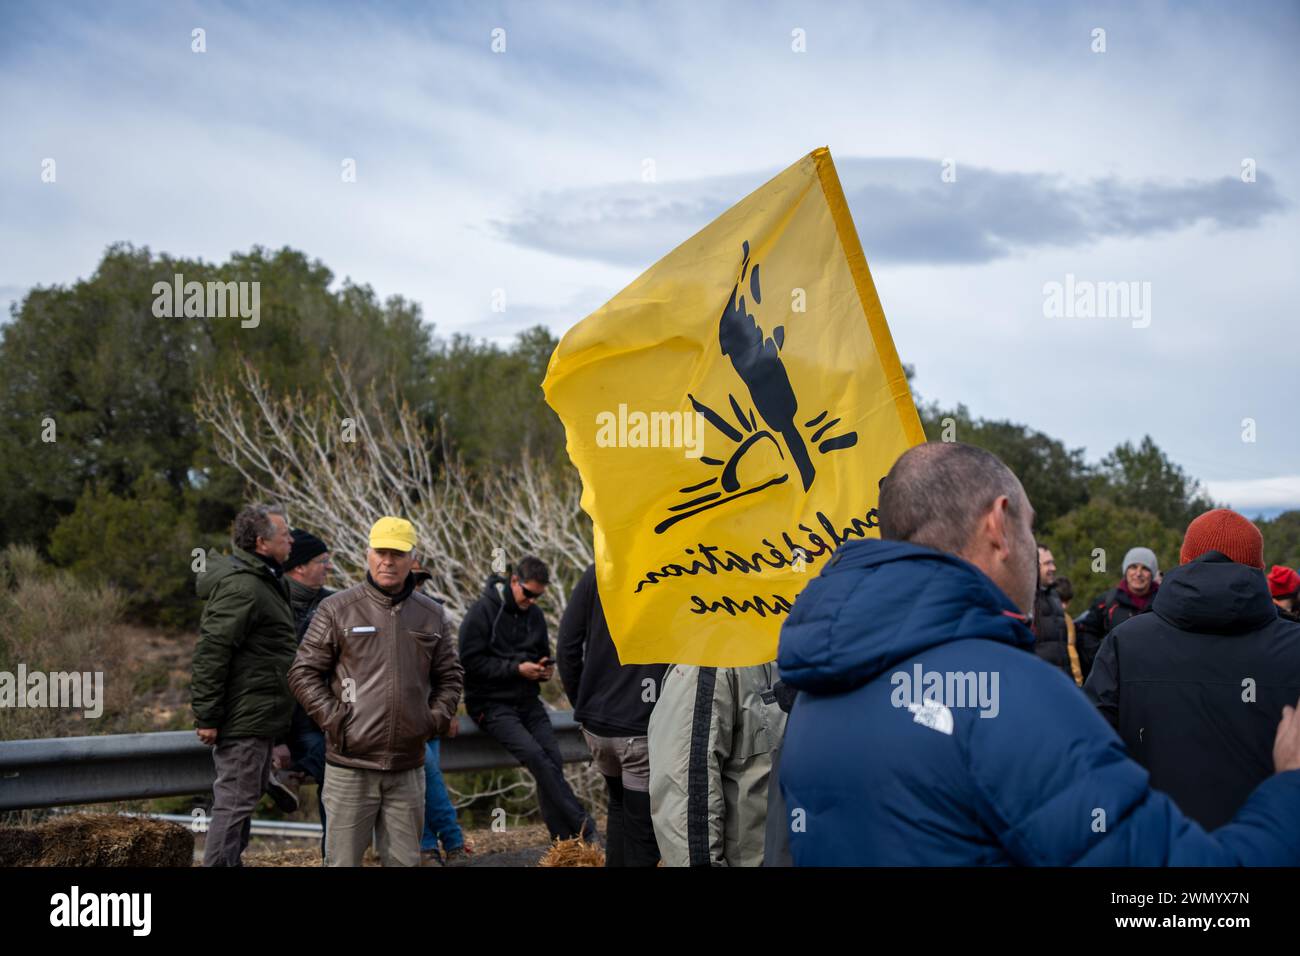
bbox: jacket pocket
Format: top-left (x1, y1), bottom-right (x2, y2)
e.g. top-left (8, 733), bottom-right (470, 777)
top-left (329, 704), bottom-right (353, 755)
top-left (409, 630), bottom-right (438, 670)
top-left (734, 674), bottom-right (780, 760)
top-left (733, 711), bottom-right (774, 760)
top-left (324, 664), bottom-right (352, 752)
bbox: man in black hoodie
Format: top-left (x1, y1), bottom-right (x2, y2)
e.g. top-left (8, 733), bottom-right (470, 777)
top-left (1031, 544), bottom-right (1078, 683)
top-left (458, 555), bottom-right (596, 842)
top-left (1085, 509), bottom-right (1300, 830)
top-left (557, 563), bottom-right (666, 866)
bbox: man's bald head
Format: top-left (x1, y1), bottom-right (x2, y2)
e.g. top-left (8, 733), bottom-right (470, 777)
top-left (880, 443), bottom-right (1026, 553)
top-left (878, 442), bottom-right (1038, 612)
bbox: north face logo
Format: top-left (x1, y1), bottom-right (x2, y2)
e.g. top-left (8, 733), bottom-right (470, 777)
top-left (907, 700), bottom-right (954, 736)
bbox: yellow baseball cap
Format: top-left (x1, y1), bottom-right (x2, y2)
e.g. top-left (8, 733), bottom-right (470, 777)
top-left (368, 516), bottom-right (417, 552)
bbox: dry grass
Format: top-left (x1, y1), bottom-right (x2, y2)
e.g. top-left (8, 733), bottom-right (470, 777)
top-left (241, 845), bottom-right (330, 868)
top-left (238, 822), bottom-right (555, 867)
top-left (0, 813), bottom-right (193, 867)
top-left (537, 836), bottom-right (605, 867)
top-left (0, 545), bottom-right (131, 741)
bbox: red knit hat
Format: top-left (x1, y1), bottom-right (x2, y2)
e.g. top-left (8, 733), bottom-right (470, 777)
top-left (1180, 509), bottom-right (1264, 568)
top-left (1268, 565), bottom-right (1300, 599)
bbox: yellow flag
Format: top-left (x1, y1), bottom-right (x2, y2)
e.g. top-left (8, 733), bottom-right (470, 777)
top-left (543, 147), bottom-right (924, 667)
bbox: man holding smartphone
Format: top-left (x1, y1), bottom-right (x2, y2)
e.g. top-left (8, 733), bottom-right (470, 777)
top-left (459, 555), bottom-right (597, 842)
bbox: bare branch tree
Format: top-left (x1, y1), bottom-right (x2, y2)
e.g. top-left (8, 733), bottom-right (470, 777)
top-left (194, 358), bottom-right (592, 633)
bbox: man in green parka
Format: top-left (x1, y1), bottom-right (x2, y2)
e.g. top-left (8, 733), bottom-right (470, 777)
top-left (192, 503), bottom-right (297, 866)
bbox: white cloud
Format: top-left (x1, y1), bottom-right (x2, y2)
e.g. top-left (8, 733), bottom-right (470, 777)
top-left (494, 158), bottom-right (1287, 267)
top-left (1205, 476), bottom-right (1300, 513)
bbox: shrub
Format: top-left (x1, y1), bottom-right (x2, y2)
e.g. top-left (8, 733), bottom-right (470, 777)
top-left (48, 474), bottom-right (207, 629)
top-left (0, 545), bottom-right (130, 740)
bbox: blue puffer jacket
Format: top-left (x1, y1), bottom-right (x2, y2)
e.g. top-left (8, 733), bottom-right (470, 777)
top-left (776, 538), bottom-right (1300, 865)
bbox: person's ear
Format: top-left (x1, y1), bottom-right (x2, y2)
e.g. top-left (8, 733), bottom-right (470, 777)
top-left (987, 495), bottom-right (1013, 558)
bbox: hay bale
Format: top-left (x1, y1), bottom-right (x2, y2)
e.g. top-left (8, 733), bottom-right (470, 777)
top-left (537, 836), bottom-right (605, 867)
top-left (0, 827), bottom-right (43, 866)
top-left (0, 814), bottom-right (194, 867)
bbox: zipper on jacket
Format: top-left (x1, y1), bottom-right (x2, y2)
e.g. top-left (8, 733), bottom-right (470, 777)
top-left (387, 605), bottom-right (398, 770)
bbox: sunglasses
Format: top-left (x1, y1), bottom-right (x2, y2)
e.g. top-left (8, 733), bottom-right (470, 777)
top-left (517, 581), bottom-right (543, 601)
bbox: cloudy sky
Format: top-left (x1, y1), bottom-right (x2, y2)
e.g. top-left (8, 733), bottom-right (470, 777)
top-left (3, 1), bottom-right (1297, 514)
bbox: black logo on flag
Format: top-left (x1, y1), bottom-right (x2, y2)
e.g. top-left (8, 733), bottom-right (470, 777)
top-left (657, 241), bottom-right (858, 534)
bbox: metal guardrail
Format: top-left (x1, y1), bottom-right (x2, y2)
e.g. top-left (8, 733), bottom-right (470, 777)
top-left (122, 812), bottom-right (324, 839)
top-left (0, 710), bottom-right (589, 812)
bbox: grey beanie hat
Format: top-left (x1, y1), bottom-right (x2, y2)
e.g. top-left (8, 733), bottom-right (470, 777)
top-left (1121, 546), bottom-right (1158, 577)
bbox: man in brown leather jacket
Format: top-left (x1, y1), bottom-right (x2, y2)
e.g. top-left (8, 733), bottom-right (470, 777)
top-left (289, 516), bottom-right (463, 866)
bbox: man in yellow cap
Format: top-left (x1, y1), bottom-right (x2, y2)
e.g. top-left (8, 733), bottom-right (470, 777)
top-left (289, 516), bottom-right (463, 866)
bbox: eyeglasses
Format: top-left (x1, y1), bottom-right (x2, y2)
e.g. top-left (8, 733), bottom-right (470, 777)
top-left (518, 582), bottom-right (543, 601)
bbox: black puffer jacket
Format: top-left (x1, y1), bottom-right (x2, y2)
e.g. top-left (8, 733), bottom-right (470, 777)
top-left (557, 564), bottom-right (667, 737)
top-left (1075, 581), bottom-right (1157, 680)
top-left (1031, 584), bottom-right (1071, 676)
top-left (1084, 551), bottom-right (1300, 830)
top-left (459, 574), bottom-right (550, 710)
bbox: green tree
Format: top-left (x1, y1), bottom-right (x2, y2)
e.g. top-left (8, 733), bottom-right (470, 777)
top-left (425, 326), bottom-right (567, 467)
top-left (0, 243), bottom-right (439, 554)
top-left (1258, 511), bottom-right (1300, 570)
top-left (48, 474), bottom-right (212, 628)
top-left (0, 246), bottom-right (199, 544)
top-left (1094, 436), bottom-right (1217, 532)
top-left (918, 403), bottom-right (1092, 528)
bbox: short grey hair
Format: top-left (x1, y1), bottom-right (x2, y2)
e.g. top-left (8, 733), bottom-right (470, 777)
top-left (879, 443), bottom-right (1025, 556)
top-left (233, 503), bottom-right (287, 551)
top-left (368, 546), bottom-right (421, 564)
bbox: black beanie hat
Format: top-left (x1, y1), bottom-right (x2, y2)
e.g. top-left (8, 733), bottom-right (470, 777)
top-left (285, 528), bottom-right (328, 572)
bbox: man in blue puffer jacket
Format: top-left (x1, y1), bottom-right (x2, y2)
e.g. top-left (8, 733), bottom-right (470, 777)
top-left (777, 442), bottom-right (1300, 865)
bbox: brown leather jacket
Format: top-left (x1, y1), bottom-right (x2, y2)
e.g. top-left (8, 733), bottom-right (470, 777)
top-left (288, 577), bottom-right (463, 772)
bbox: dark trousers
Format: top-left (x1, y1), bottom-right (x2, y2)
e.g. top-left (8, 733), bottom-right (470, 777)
top-left (290, 723), bottom-right (327, 858)
top-left (203, 735), bottom-right (272, 867)
top-left (602, 775), bottom-right (660, 867)
top-left (474, 698), bottom-right (595, 841)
